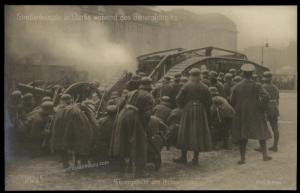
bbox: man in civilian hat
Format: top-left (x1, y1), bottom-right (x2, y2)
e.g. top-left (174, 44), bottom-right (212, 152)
top-left (174, 68), bottom-right (213, 165)
top-left (224, 73), bottom-right (235, 102)
top-left (109, 77), bottom-right (154, 178)
top-left (170, 73), bottom-right (182, 107)
top-left (260, 71), bottom-right (280, 152)
top-left (218, 72), bottom-right (225, 84)
top-left (200, 69), bottom-right (210, 86)
top-left (209, 71), bottom-right (225, 97)
top-left (152, 75), bottom-right (173, 104)
top-left (231, 63), bottom-right (272, 164)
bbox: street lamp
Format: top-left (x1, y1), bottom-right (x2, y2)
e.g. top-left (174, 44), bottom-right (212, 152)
top-left (261, 42), bottom-right (269, 65)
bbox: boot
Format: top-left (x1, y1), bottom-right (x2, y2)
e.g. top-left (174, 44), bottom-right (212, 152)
top-left (260, 140), bottom-right (272, 162)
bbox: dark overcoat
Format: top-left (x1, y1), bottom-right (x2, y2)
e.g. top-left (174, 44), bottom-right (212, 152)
top-left (109, 89), bottom-right (154, 166)
top-left (231, 79), bottom-right (272, 141)
top-left (176, 81), bottom-right (213, 152)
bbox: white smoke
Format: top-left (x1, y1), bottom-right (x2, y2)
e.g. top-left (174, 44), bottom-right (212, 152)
top-left (5, 5), bottom-right (137, 82)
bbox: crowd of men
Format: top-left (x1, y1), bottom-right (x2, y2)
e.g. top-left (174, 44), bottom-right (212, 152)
top-left (6, 63), bottom-right (280, 178)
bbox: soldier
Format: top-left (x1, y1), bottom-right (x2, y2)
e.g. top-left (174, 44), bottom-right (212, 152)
top-left (233, 75), bottom-right (242, 84)
top-left (6, 90), bottom-right (26, 155)
top-left (28, 101), bottom-right (54, 157)
top-left (170, 73), bottom-right (182, 107)
top-left (173, 68), bottom-right (213, 165)
top-left (252, 74), bottom-right (258, 82)
top-left (180, 76), bottom-right (188, 85)
top-left (109, 77), bottom-right (154, 178)
top-left (107, 91), bottom-right (120, 106)
top-left (209, 87), bottom-right (235, 149)
top-left (152, 76), bottom-right (173, 104)
top-left (224, 73), bottom-right (235, 102)
top-left (126, 74), bottom-right (141, 91)
top-left (22, 93), bottom-right (35, 114)
top-left (218, 72), bottom-right (225, 84)
top-left (209, 71), bottom-right (225, 97)
top-left (166, 108), bottom-right (183, 148)
top-left (56, 94), bottom-right (72, 111)
top-left (229, 68), bottom-right (237, 77)
top-left (262, 71), bottom-right (280, 152)
top-left (93, 105), bottom-right (117, 164)
top-left (231, 63), bottom-right (272, 165)
top-left (200, 69), bottom-right (210, 86)
top-left (153, 96), bottom-right (172, 124)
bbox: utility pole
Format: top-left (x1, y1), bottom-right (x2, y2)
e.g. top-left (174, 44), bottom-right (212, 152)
top-left (261, 41), bottom-right (269, 65)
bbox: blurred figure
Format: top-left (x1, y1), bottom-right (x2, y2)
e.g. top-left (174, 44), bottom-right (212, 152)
top-left (22, 93), bottom-right (35, 114)
top-left (262, 71), bottom-right (280, 152)
top-left (152, 76), bottom-right (173, 104)
top-left (223, 73), bottom-right (235, 102)
top-left (27, 101), bottom-right (54, 157)
top-left (92, 105), bottom-right (117, 164)
top-left (229, 68), bottom-right (237, 77)
top-left (170, 73), bottom-right (182, 107)
top-left (153, 96), bottom-right (172, 124)
top-left (233, 75), bottom-right (242, 84)
top-left (209, 71), bottom-right (225, 97)
top-left (166, 107), bottom-right (183, 148)
top-left (180, 76), bottom-right (188, 85)
top-left (126, 74), bottom-right (141, 91)
top-left (200, 69), bottom-right (210, 86)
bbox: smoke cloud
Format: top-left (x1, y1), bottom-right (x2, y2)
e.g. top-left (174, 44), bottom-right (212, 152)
top-left (5, 6), bottom-right (137, 81)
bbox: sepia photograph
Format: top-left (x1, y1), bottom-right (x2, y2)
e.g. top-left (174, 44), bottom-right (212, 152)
top-left (4, 5), bottom-right (297, 190)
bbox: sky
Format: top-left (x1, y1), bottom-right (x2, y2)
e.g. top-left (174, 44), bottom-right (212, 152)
top-left (159, 6), bottom-right (297, 50)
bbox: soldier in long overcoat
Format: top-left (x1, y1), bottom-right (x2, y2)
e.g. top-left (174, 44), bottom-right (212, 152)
top-left (209, 71), bottom-right (225, 97)
top-left (174, 68), bottom-right (213, 165)
top-left (223, 73), bottom-right (235, 102)
top-left (170, 73), bottom-right (182, 107)
top-left (262, 71), bottom-right (280, 152)
top-left (109, 77), bottom-right (154, 178)
top-left (231, 63), bottom-right (272, 164)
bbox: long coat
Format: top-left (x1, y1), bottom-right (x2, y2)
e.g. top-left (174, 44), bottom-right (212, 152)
top-left (262, 82), bottom-right (280, 118)
top-left (51, 104), bottom-right (95, 156)
top-left (231, 79), bottom-right (272, 141)
top-left (109, 89), bottom-right (154, 166)
top-left (176, 81), bottom-right (213, 152)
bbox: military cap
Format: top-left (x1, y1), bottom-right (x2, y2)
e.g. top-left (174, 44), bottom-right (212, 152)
top-left (11, 90), bottom-right (22, 97)
top-left (61, 94), bottom-right (72, 101)
top-left (23, 93), bottom-right (33, 99)
top-left (161, 96), bottom-right (171, 102)
top-left (241, 63), bottom-right (255, 72)
top-left (91, 80), bottom-right (100, 88)
top-left (41, 101), bottom-right (54, 113)
top-left (174, 73), bottom-right (182, 80)
top-left (110, 91), bottom-right (120, 99)
top-left (219, 72), bottom-right (225, 76)
top-left (209, 71), bottom-right (218, 78)
top-left (263, 71), bottom-right (273, 78)
top-left (131, 74), bottom-right (141, 81)
top-left (42, 96), bottom-right (52, 103)
top-left (138, 72), bottom-right (147, 77)
top-left (225, 73), bottom-right (233, 79)
top-left (189, 68), bottom-right (201, 76)
top-left (163, 76), bottom-right (171, 81)
top-left (122, 89), bottom-right (129, 95)
top-left (139, 77), bottom-right (152, 89)
top-left (229, 68), bottom-right (236, 73)
top-left (234, 75), bottom-right (242, 82)
top-left (180, 76), bottom-right (188, 83)
top-left (208, 87), bottom-right (219, 96)
top-left (201, 69), bottom-right (209, 75)
top-left (106, 105), bottom-right (117, 113)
